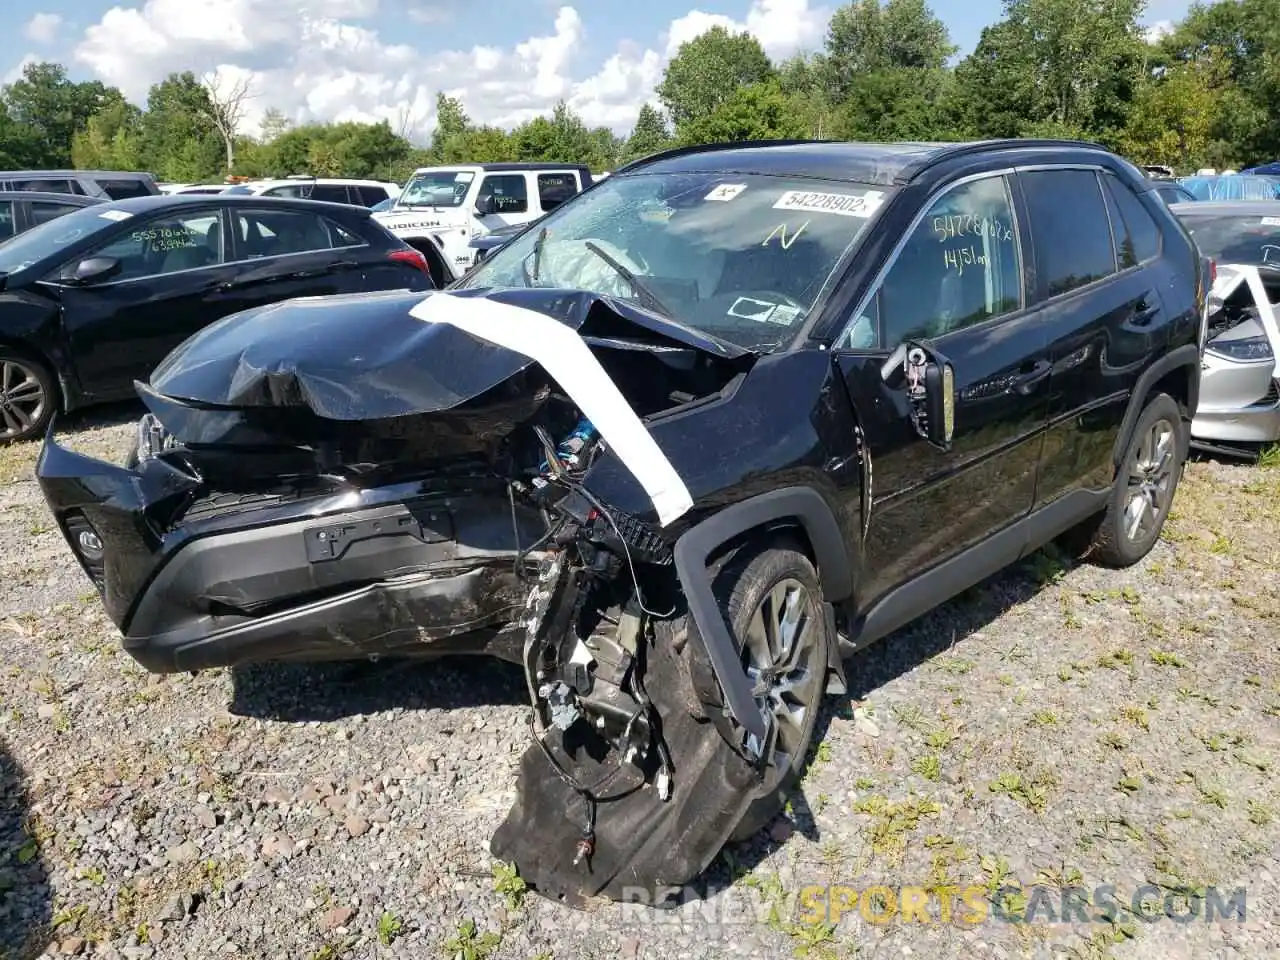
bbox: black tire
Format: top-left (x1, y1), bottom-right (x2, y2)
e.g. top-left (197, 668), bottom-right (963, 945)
top-left (1085, 392), bottom-right (1186, 568)
top-left (689, 538), bottom-right (833, 843)
top-left (0, 348), bottom-right (56, 445)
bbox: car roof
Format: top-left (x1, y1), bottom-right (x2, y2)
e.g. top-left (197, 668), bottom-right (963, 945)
top-left (1169, 200), bottom-right (1280, 216)
top-left (614, 138), bottom-right (1125, 186)
top-left (83, 194), bottom-right (374, 217)
top-left (0, 191), bottom-right (104, 204)
top-left (412, 162), bottom-right (590, 173)
top-left (247, 178), bottom-right (394, 187)
top-left (0, 169), bottom-right (156, 179)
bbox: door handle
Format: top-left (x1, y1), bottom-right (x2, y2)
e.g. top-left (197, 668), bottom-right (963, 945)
top-left (1131, 293), bottom-right (1160, 326)
top-left (1012, 359), bottom-right (1051, 395)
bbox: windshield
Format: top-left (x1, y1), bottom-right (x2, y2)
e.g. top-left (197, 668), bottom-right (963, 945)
top-left (456, 172), bottom-right (890, 351)
top-left (396, 170), bottom-right (476, 208)
top-left (1178, 213), bottom-right (1280, 266)
top-left (0, 203), bottom-right (126, 274)
top-left (222, 185), bottom-right (252, 195)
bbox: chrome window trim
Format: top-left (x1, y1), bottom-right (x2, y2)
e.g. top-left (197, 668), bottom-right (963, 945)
top-left (833, 166), bottom-right (1023, 349)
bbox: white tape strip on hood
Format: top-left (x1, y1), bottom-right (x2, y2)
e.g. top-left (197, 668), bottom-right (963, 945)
top-left (1211, 264), bottom-right (1280, 378)
top-left (408, 292), bottom-right (694, 527)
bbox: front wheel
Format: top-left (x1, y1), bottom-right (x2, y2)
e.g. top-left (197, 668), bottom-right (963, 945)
top-left (0, 350), bottom-right (56, 445)
top-left (1086, 392), bottom-right (1187, 568)
top-left (689, 539), bottom-right (833, 843)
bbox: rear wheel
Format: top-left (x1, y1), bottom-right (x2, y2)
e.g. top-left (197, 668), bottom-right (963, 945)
top-left (1084, 392), bottom-right (1186, 568)
top-left (689, 539), bottom-right (833, 843)
top-left (0, 350), bottom-right (56, 444)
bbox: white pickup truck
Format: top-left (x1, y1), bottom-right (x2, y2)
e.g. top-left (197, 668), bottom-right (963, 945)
top-left (373, 162), bottom-right (593, 286)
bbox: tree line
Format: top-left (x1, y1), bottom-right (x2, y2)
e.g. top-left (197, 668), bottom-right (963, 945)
top-left (1, 0), bottom-right (1276, 184)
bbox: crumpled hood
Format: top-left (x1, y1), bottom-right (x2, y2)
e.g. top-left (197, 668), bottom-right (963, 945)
top-left (147, 286), bottom-right (749, 421)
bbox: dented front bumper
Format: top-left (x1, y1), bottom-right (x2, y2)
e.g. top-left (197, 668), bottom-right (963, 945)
top-left (36, 431), bottom-right (548, 673)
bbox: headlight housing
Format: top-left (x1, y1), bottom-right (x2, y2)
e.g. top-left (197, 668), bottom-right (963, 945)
top-left (134, 412), bottom-right (180, 463)
top-left (1206, 335), bottom-right (1274, 362)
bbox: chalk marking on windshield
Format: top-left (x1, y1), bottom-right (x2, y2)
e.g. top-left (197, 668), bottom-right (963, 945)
top-left (1262, 245), bottom-right (1280, 264)
top-left (1262, 217), bottom-right (1280, 227)
top-left (455, 172), bottom-right (475, 182)
top-left (407, 293), bottom-right (694, 527)
top-left (762, 220), bottom-right (809, 249)
top-left (705, 184), bottom-right (747, 202)
top-left (773, 189), bottom-right (884, 218)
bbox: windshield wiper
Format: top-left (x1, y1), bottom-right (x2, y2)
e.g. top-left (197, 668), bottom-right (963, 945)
top-left (583, 241), bottom-right (672, 317)
top-left (522, 226), bottom-right (549, 286)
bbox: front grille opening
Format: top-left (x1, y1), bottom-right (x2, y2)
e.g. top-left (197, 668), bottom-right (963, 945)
top-left (1257, 380), bottom-right (1280, 406)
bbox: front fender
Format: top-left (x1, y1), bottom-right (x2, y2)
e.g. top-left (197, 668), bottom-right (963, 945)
top-left (672, 485), bottom-right (853, 748)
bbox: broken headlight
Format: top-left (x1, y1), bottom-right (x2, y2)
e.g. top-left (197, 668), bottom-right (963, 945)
top-left (1207, 335), bottom-right (1274, 362)
top-left (134, 412), bottom-right (180, 463)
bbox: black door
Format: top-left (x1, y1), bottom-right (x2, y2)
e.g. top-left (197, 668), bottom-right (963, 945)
top-left (1017, 168), bottom-right (1167, 510)
top-left (833, 172), bottom-right (1051, 611)
top-left (207, 206), bottom-right (369, 315)
top-left (53, 207), bottom-right (238, 399)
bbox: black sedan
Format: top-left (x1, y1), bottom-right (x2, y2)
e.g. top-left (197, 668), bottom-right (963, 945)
top-left (0, 194), bottom-right (434, 442)
top-left (0, 190), bottom-right (105, 242)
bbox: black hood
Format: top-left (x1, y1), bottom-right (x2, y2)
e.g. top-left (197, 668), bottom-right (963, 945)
top-left (148, 287), bottom-right (750, 422)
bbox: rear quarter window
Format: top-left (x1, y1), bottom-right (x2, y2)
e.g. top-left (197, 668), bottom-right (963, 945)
top-left (98, 178), bottom-right (155, 200)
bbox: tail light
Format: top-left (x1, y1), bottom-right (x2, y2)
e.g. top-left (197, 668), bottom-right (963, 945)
top-left (389, 248), bottom-right (429, 275)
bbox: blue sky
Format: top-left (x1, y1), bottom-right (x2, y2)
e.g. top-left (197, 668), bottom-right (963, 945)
top-left (2, 0), bottom-right (1196, 139)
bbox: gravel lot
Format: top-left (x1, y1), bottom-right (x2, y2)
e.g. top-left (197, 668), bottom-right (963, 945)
top-left (1, 406), bottom-right (1277, 960)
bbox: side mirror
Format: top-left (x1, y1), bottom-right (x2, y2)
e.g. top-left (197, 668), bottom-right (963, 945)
top-left (881, 340), bottom-right (956, 451)
top-left (65, 255), bottom-right (122, 285)
top-left (474, 195), bottom-right (497, 217)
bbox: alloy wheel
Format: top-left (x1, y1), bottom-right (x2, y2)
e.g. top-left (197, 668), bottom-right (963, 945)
top-left (1124, 417), bottom-right (1177, 543)
top-left (0, 360), bottom-right (47, 441)
top-left (742, 577), bottom-right (823, 789)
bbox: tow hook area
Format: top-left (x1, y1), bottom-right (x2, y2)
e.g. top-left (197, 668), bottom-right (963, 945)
top-left (491, 496), bottom-right (772, 906)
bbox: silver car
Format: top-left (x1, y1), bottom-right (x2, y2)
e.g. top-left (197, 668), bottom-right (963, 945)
top-left (1171, 201), bottom-right (1280, 454)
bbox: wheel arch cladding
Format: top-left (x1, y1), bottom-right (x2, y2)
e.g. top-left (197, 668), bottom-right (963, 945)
top-left (672, 486), bottom-right (853, 745)
top-left (1112, 344), bottom-right (1201, 469)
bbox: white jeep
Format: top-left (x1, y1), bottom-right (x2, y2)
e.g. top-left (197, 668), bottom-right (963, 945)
top-left (372, 163), bottom-right (593, 286)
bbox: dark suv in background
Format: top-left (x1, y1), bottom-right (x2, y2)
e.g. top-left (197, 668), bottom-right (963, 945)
top-left (0, 170), bottom-right (160, 199)
top-left (38, 139), bottom-right (1206, 905)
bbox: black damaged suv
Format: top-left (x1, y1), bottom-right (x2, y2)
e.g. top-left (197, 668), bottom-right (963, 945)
top-left (38, 139), bottom-right (1207, 905)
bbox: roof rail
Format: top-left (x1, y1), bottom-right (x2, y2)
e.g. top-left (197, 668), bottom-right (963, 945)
top-left (612, 139), bottom-right (826, 176)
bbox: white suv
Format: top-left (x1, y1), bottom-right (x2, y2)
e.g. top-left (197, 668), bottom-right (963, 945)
top-left (223, 177), bottom-right (402, 208)
top-left (373, 163), bottom-right (592, 286)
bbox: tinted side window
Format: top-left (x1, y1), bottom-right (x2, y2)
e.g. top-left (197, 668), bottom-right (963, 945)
top-left (355, 185), bottom-right (388, 206)
top-left (232, 209), bottom-right (340, 259)
top-left (310, 184), bottom-right (352, 204)
top-left (29, 201), bottom-right (81, 227)
top-left (0, 201), bottom-right (14, 241)
top-left (329, 221), bottom-right (364, 247)
top-left (89, 210), bottom-right (225, 280)
top-left (99, 178), bottom-right (153, 200)
top-left (479, 174), bottom-right (528, 213)
top-left (13, 179), bottom-right (79, 195)
top-left (537, 173), bottom-right (576, 212)
top-left (1020, 170), bottom-right (1116, 297)
top-left (1103, 174), bottom-right (1161, 267)
top-left (846, 175), bottom-right (1022, 348)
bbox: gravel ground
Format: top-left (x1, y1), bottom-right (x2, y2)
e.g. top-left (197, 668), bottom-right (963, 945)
top-left (0, 406), bottom-right (1277, 960)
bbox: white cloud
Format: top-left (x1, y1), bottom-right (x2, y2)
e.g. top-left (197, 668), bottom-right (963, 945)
top-left (1143, 20), bottom-right (1175, 43)
top-left (72, 0), bottom-right (827, 141)
top-left (3, 54), bottom-right (38, 85)
top-left (23, 13), bottom-right (63, 44)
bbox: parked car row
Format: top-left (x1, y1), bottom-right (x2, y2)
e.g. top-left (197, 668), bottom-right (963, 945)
top-left (0, 193), bottom-right (433, 442)
top-left (36, 137), bottom-right (1211, 908)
